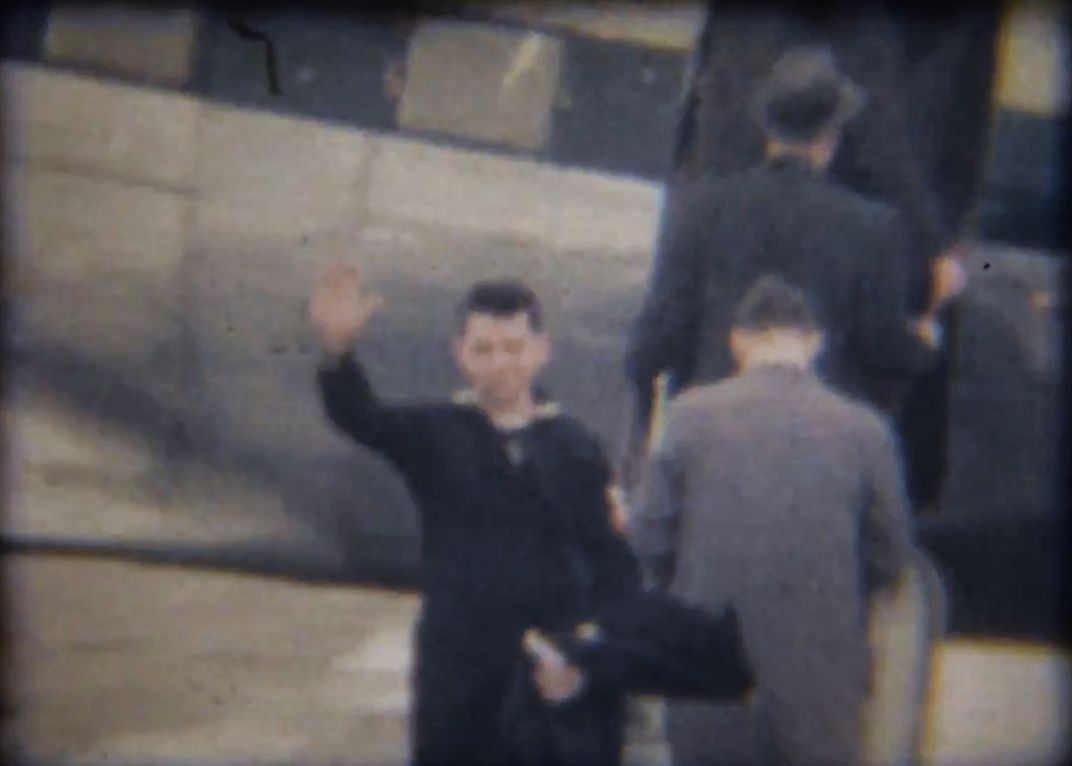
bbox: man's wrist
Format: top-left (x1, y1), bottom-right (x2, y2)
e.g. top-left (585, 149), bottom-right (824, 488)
top-left (911, 316), bottom-right (943, 349)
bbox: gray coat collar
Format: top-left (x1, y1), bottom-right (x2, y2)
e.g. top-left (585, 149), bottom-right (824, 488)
top-left (739, 362), bottom-right (815, 378)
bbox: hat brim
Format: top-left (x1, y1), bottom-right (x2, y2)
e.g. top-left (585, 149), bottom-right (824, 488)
top-left (751, 76), bottom-right (866, 144)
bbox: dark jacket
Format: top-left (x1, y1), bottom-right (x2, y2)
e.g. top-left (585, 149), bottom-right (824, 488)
top-left (625, 155), bottom-right (937, 413)
top-left (660, 2), bottom-right (1003, 513)
top-left (318, 353), bottom-right (640, 622)
top-left (318, 353), bottom-right (640, 765)
top-left (892, 1), bottom-right (1003, 238)
top-left (681, 1), bottom-right (947, 306)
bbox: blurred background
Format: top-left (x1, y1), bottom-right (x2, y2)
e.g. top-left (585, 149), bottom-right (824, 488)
top-left (1, 1), bottom-right (1067, 764)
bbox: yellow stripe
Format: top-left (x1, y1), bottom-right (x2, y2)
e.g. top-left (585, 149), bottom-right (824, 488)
top-left (994, 0), bottom-right (1068, 115)
top-left (464, 3), bottom-right (704, 51)
top-left (935, 637), bottom-right (1072, 658)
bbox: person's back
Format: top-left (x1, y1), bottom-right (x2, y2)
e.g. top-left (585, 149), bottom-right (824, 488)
top-left (665, 367), bottom-right (893, 654)
top-left (625, 47), bottom-right (939, 421)
top-left (632, 275), bottom-right (915, 764)
top-left (678, 156), bottom-right (913, 401)
top-left (310, 268), bottom-right (640, 766)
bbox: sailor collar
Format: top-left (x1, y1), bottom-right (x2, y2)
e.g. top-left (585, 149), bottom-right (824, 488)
top-left (450, 389), bottom-right (563, 425)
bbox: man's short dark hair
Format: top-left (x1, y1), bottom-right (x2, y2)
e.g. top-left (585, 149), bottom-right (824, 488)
top-left (733, 274), bottom-right (818, 333)
top-left (456, 280), bottom-right (545, 333)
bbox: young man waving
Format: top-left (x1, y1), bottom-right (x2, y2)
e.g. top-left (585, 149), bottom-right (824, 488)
top-left (308, 264), bottom-right (640, 765)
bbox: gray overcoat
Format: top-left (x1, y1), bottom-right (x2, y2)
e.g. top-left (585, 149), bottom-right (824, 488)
top-left (631, 364), bottom-right (915, 765)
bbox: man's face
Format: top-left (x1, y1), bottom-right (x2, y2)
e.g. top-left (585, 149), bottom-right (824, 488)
top-left (453, 311), bottom-right (550, 407)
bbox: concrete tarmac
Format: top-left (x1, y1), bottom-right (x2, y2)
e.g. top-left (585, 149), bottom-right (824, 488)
top-left (3, 554), bottom-right (1068, 766)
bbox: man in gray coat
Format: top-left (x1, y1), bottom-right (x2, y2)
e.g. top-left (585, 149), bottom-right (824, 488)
top-left (631, 275), bottom-right (916, 765)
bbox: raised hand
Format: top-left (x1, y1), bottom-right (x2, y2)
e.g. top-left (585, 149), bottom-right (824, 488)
top-left (308, 262), bottom-right (383, 356)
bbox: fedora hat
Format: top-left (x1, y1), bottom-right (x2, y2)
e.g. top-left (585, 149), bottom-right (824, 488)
top-left (751, 45), bottom-right (865, 144)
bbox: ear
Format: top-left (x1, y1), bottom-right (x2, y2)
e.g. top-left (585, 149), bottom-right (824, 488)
top-left (532, 332), bottom-right (551, 367)
top-left (451, 335), bottom-right (466, 368)
top-left (729, 328), bottom-right (747, 366)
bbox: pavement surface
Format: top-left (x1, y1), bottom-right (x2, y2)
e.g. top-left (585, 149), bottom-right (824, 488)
top-left (2, 554), bottom-right (416, 766)
top-left (4, 553), bottom-right (1069, 766)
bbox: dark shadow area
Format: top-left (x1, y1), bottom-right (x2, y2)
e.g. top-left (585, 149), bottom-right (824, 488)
top-left (919, 266), bottom-right (1067, 645)
top-left (0, 534), bottom-right (419, 590)
top-left (918, 516), bottom-right (1069, 646)
top-left (976, 110), bottom-right (1067, 251)
top-left (942, 285), bottom-right (1063, 520)
top-left (547, 34), bottom-right (684, 180)
top-left (0, 1), bottom-right (50, 62)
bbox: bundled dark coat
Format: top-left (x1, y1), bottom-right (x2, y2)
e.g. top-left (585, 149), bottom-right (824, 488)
top-left (626, 155), bottom-right (937, 415)
top-left (501, 592), bottom-right (755, 766)
top-left (318, 353), bottom-right (641, 766)
top-left (563, 592), bottom-right (755, 699)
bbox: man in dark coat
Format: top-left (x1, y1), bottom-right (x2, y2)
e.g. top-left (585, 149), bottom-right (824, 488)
top-left (625, 47), bottom-right (946, 430)
top-left (309, 265), bottom-right (641, 766)
top-left (678, 3), bottom-right (947, 285)
top-left (677, 0), bottom-right (997, 294)
top-left (631, 275), bottom-right (918, 765)
top-left (673, 1), bottom-right (995, 509)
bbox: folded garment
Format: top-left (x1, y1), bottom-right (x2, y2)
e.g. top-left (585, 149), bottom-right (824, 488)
top-left (559, 591), bottom-right (756, 699)
top-left (500, 592), bottom-right (755, 765)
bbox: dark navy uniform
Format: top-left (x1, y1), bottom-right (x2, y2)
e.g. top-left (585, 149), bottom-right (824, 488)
top-left (317, 353), bottom-right (640, 765)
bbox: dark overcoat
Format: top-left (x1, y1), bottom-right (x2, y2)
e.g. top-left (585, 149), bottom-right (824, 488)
top-left (625, 155), bottom-right (937, 413)
top-left (679, 2), bottom-right (948, 289)
top-left (672, 1), bottom-right (1003, 508)
top-left (680, 0), bottom-right (1000, 255)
